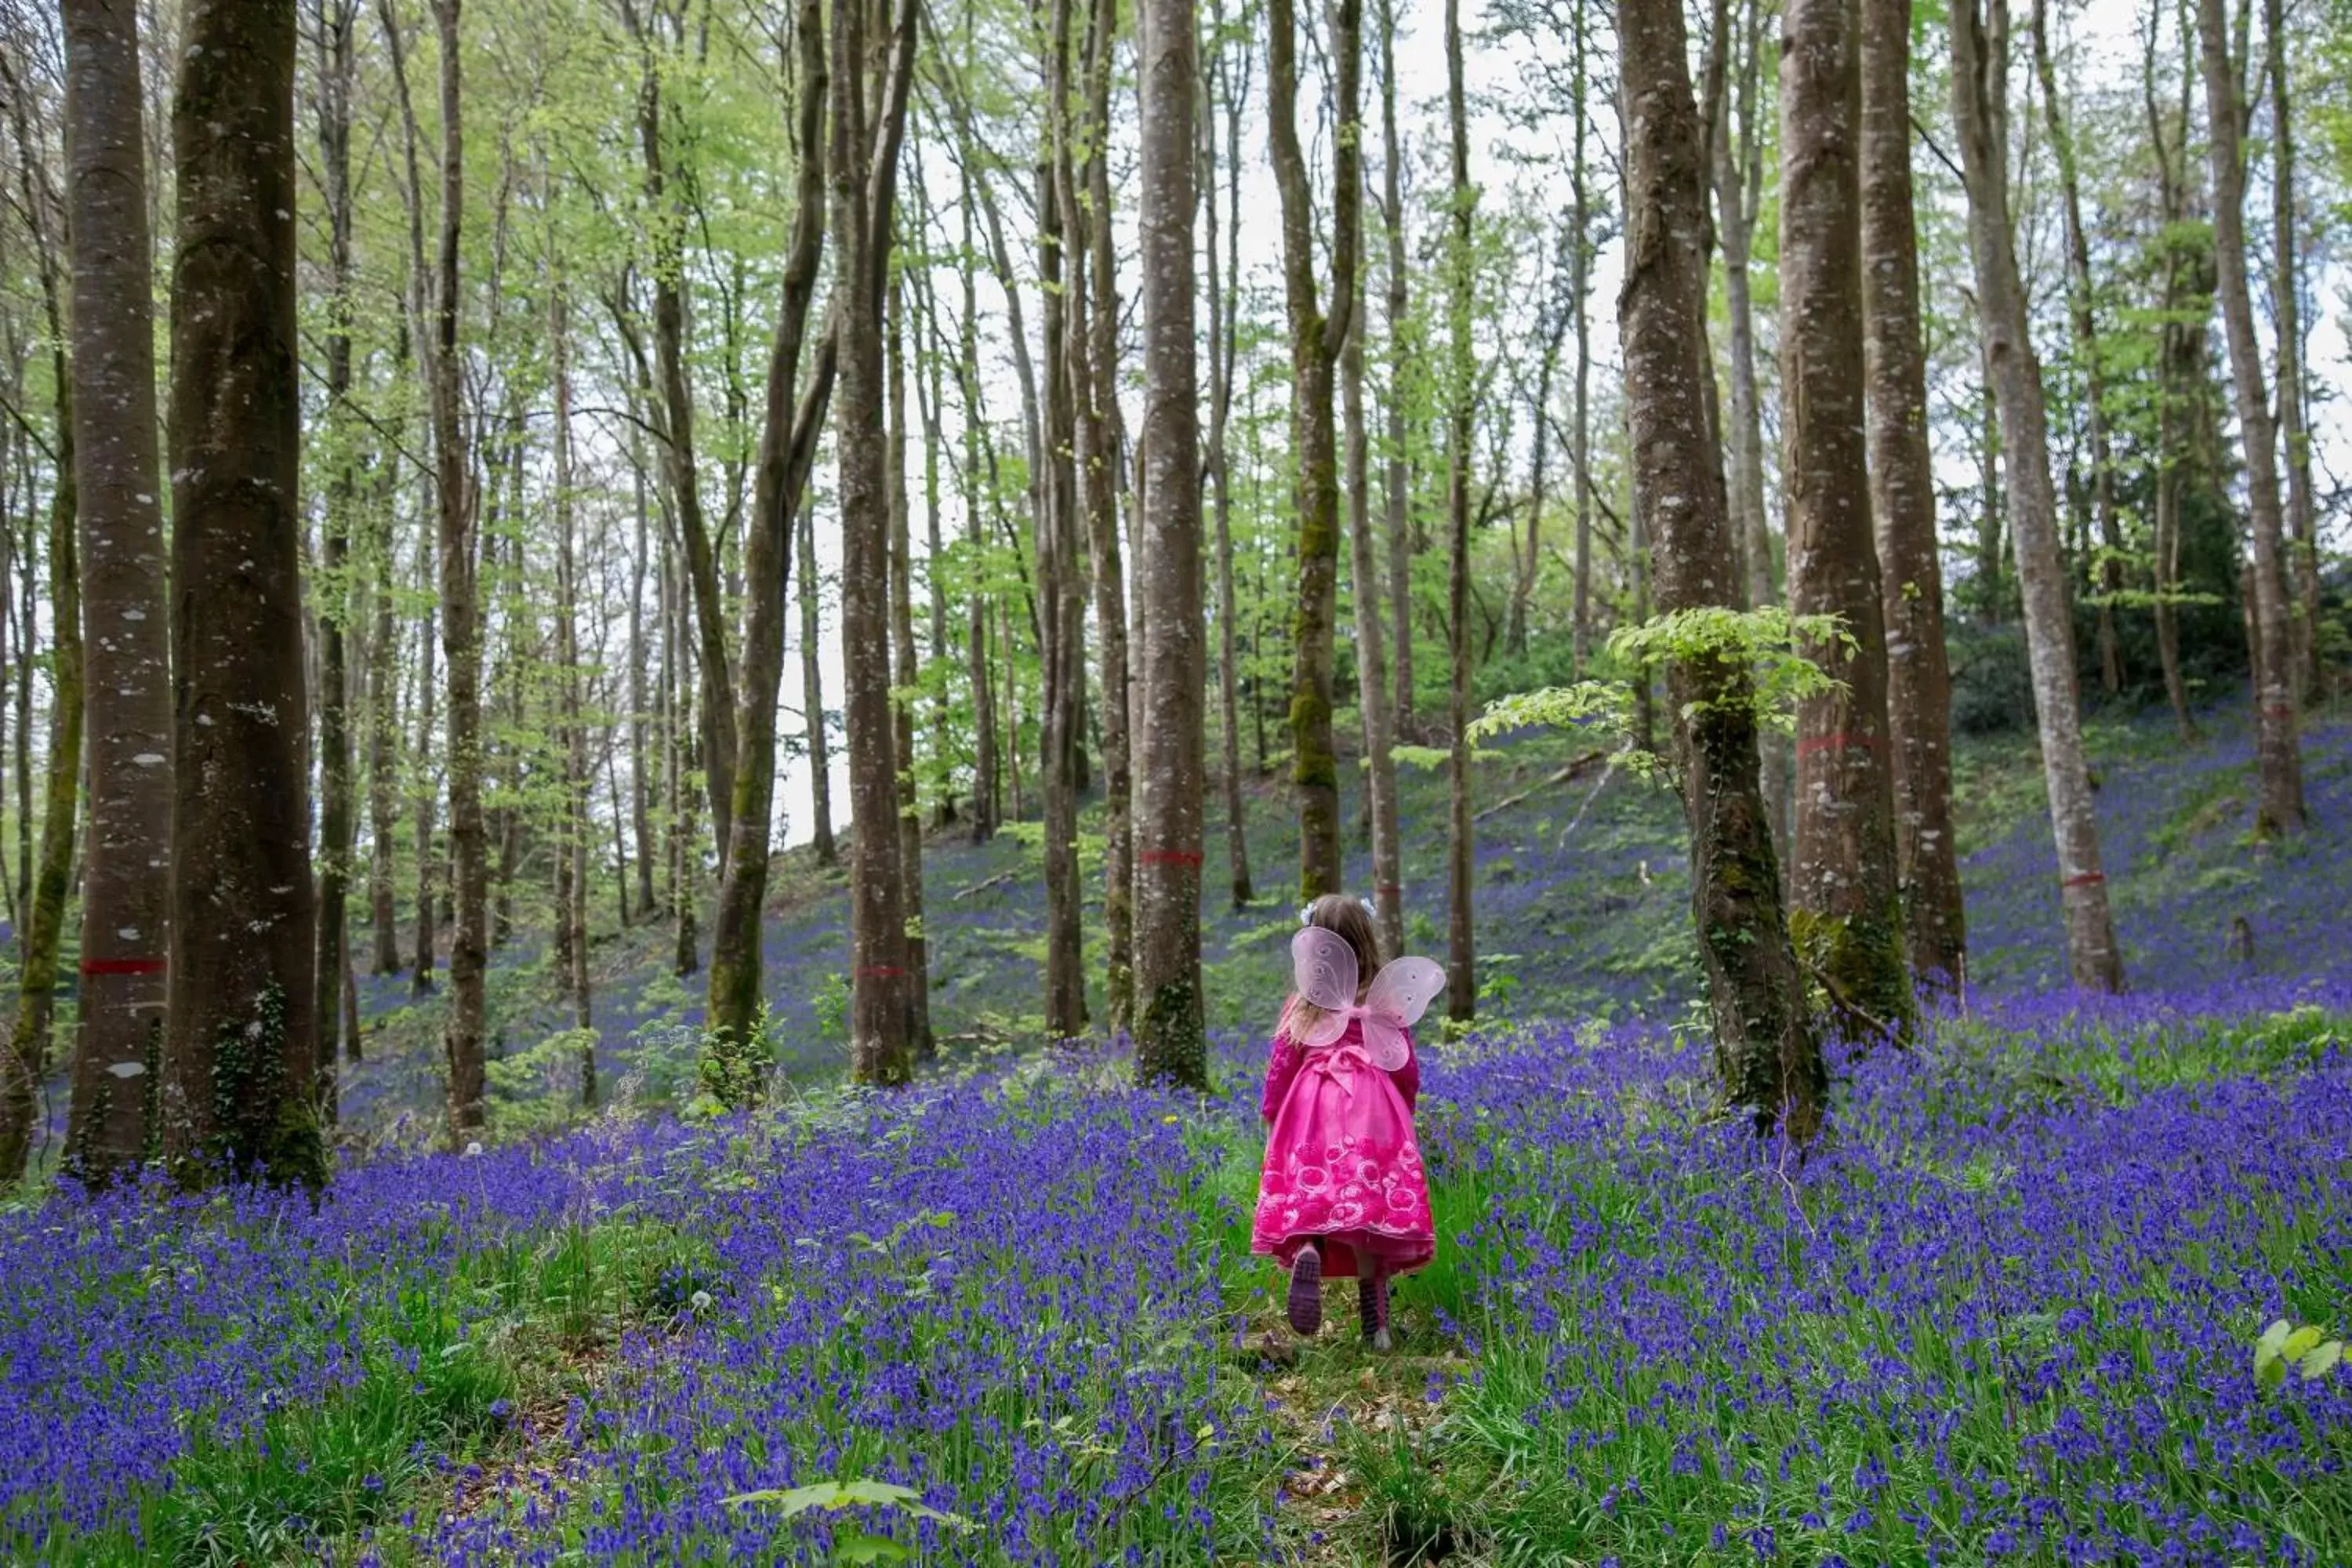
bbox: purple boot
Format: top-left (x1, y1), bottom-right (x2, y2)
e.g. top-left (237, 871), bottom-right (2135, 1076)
top-left (1285, 1243), bottom-right (1323, 1336)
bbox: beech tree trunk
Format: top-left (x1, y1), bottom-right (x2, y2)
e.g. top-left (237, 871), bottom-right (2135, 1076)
top-left (368, 440), bottom-right (403, 971)
top-left (709, 0), bottom-right (834, 1061)
top-left (161, 0), bottom-right (321, 1184)
top-left (1037, 0), bottom-right (1088, 1040)
top-left (957, 151), bottom-right (997, 844)
top-left (2143, 21), bottom-right (2198, 742)
top-left (2030, 0), bottom-right (2124, 699)
top-left (428, 0), bottom-right (488, 1138)
top-left (0, 107), bottom-right (79, 1183)
top-left (1443, 0), bottom-right (1474, 1022)
top-left (307, 0), bottom-right (361, 1107)
top-left (1615, 0), bottom-right (1822, 1142)
top-left (1063, 0), bottom-right (1134, 1031)
top-left (551, 280), bottom-right (594, 1102)
top-left (1341, 12), bottom-right (1401, 962)
top-left (1709, 0), bottom-right (1781, 855)
top-left (1952, 0), bottom-right (2124, 991)
top-left (835, 0), bottom-right (915, 1083)
top-left (1267, 0), bottom-right (1350, 900)
top-left (631, 8), bottom-right (737, 862)
top-left (2194, 0), bottom-right (2303, 833)
top-left (2264, 0), bottom-right (2318, 698)
top-left (59, 0), bottom-right (170, 1180)
top-left (1780, 0), bottom-right (1910, 1040)
top-left (1131, 0), bottom-right (1208, 1087)
top-left (887, 278), bottom-right (935, 1057)
top-left (1378, 0), bottom-right (1414, 735)
top-left (1204, 7), bottom-right (1252, 909)
top-left (1860, 0), bottom-right (1965, 991)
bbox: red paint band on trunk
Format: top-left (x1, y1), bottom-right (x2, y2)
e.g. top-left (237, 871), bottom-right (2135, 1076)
top-left (1795, 731), bottom-right (1883, 758)
top-left (2060, 872), bottom-right (2107, 889)
top-left (79, 957), bottom-right (166, 976)
top-left (1138, 849), bottom-right (1203, 866)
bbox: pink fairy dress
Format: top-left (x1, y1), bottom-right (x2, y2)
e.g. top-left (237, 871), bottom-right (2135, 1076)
top-left (1250, 928), bottom-right (1445, 1280)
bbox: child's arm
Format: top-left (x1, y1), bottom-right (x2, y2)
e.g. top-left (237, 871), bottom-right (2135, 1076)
top-left (1260, 1032), bottom-right (1303, 1124)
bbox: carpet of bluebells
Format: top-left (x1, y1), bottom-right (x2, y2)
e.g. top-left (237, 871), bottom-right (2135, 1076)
top-left (5, 712), bottom-right (2352, 1563)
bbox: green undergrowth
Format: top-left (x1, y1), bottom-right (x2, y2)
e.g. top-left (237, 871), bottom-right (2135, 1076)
top-left (48, 1217), bottom-right (717, 1566)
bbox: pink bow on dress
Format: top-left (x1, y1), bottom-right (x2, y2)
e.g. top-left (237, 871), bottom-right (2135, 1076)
top-left (1289, 926), bottom-right (1448, 1074)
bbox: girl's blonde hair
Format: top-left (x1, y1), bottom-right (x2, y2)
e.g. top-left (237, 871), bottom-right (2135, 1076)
top-left (1283, 894), bottom-right (1386, 1041)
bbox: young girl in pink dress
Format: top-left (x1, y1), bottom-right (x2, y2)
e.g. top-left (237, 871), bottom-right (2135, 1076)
top-left (1251, 894), bottom-right (1446, 1350)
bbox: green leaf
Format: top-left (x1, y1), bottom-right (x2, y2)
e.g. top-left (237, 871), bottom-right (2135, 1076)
top-left (2300, 1341), bottom-right (2344, 1380)
top-left (2256, 1319), bottom-right (2292, 1370)
top-left (2282, 1326), bottom-right (2325, 1363)
top-left (2259, 1353), bottom-right (2288, 1391)
top-left (831, 1535), bottom-right (912, 1565)
top-left (723, 1479), bottom-right (976, 1531)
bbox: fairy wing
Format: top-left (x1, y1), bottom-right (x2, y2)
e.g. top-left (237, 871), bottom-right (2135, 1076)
top-left (1359, 957), bottom-right (1447, 1070)
top-left (1290, 927), bottom-right (1359, 1049)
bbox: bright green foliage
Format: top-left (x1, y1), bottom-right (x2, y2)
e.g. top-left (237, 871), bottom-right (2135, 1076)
top-left (2254, 1319), bottom-right (2345, 1390)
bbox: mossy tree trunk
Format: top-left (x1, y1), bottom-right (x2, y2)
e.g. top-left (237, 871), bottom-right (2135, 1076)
top-left (1614, 0), bottom-right (1824, 1142)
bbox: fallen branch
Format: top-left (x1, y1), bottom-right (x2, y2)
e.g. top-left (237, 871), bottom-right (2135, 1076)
top-left (952, 869), bottom-right (1021, 902)
top-left (1475, 748), bottom-right (1608, 822)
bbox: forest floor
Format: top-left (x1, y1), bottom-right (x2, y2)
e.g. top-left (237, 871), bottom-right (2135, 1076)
top-left (9, 697), bottom-right (2352, 1565)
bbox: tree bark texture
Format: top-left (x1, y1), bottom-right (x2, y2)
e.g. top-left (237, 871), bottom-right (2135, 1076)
top-left (1616, 0), bottom-right (1823, 1142)
top-left (1779, 0), bottom-right (1911, 1038)
top-left (1132, 0), bottom-right (1209, 1087)
top-left (1443, 0), bottom-right (1474, 1022)
top-left (162, 0), bottom-right (321, 1184)
top-left (60, 0), bottom-right (170, 1179)
top-left (1860, 0), bottom-right (1965, 990)
top-left (1267, 0), bottom-right (1348, 901)
top-left (2194, 0), bottom-right (2303, 833)
top-left (1952, 0), bottom-right (2124, 991)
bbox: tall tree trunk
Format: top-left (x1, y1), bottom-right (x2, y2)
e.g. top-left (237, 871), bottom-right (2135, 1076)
top-left (0, 109), bottom-right (79, 1182)
top-left (1780, 0), bottom-right (1910, 1040)
top-left (59, 0), bottom-right (170, 1179)
top-left (1206, 1), bottom-right (1252, 907)
top-left (1615, 0), bottom-right (1822, 1142)
top-left (1334, 2), bottom-right (1399, 959)
top-left (632, 18), bottom-right (737, 863)
top-left (887, 276), bottom-right (935, 1058)
top-left (161, 0), bottom-right (321, 1184)
top-left (836, 0), bottom-right (915, 1083)
top-left (2194, 0), bottom-right (2303, 833)
top-left (2265, 0), bottom-right (2318, 697)
top-left (1443, 0), bottom-right (1475, 1022)
top-left (428, 0), bottom-right (487, 1139)
top-left (2143, 13), bottom-right (2198, 741)
top-left (1860, 0), bottom-right (1965, 991)
top-left (1709, 0), bottom-right (1781, 853)
top-left (956, 140), bottom-right (997, 843)
top-left (1076, 0), bottom-right (1133, 1033)
top-left (551, 278), bottom-right (595, 1103)
top-left (629, 434), bottom-right (658, 912)
top-left (708, 0), bottom-right (835, 1062)
top-left (1267, 0), bottom-right (1350, 900)
top-left (910, 234), bottom-right (954, 827)
top-left (1952, 0), bottom-right (2124, 990)
top-left (670, 543), bottom-right (699, 975)
top-left (1378, 0), bottom-right (1414, 735)
top-left (412, 571), bottom-right (437, 995)
top-left (1132, 0), bottom-right (1208, 1087)
top-left (366, 462), bottom-right (402, 972)
top-left (303, 0), bottom-right (361, 1111)
top-left (2030, 0), bottom-right (2124, 698)
top-left (1038, 0), bottom-right (1088, 1040)
top-left (797, 477), bottom-right (835, 866)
